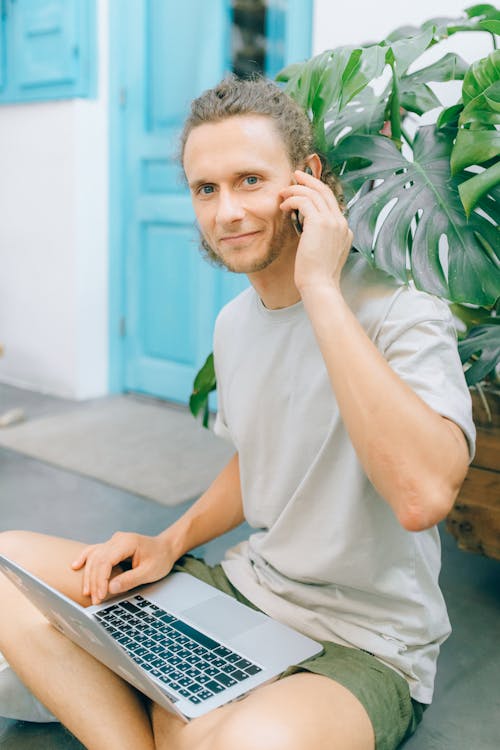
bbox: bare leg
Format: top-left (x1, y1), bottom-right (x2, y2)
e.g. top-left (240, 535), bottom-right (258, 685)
top-left (0, 531), bottom-right (376, 750)
top-left (149, 672), bottom-right (375, 750)
top-left (0, 531), bottom-right (157, 750)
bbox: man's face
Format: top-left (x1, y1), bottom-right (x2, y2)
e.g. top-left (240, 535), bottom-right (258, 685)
top-left (183, 115), bottom-right (298, 274)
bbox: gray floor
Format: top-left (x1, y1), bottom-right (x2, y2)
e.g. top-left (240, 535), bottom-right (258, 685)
top-left (0, 384), bottom-right (498, 749)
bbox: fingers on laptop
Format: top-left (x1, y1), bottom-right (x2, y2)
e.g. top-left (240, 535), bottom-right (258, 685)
top-left (72, 534), bottom-right (137, 605)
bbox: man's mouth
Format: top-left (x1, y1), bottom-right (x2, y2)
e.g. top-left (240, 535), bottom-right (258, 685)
top-left (219, 230), bottom-right (262, 244)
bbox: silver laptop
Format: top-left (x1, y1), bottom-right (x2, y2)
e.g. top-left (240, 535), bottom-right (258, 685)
top-left (0, 554), bottom-right (322, 721)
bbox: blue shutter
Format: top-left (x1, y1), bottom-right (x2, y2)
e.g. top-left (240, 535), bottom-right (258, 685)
top-left (0, 0), bottom-right (96, 103)
top-left (0, 1), bottom-right (6, 92)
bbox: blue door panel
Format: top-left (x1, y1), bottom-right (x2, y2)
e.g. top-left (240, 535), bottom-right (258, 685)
top-left (141, 224), bottom-right (199, 366)
top-left (148, 0), bottom-right (229, 129)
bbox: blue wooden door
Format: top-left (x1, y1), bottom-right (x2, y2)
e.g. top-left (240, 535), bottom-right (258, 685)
top-left (111, 0), bottom-right (312, 404)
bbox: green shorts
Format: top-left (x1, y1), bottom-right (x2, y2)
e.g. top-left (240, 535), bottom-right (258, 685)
top-left (173, 555), bottom-right (426, 750)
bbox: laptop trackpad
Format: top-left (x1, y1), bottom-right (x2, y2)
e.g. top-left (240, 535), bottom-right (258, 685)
top-left (181, 595), bottom-right (264, 641)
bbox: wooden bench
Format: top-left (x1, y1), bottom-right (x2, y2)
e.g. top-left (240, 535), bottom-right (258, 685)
top-left (446, 389), bottom-right (500, 560)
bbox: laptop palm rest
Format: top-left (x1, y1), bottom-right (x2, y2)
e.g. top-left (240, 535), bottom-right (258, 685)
top-left (181, 595), bottom-right (263, 641)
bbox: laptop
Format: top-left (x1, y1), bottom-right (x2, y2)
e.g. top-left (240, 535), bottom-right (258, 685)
top-left (0, 554), bottom-right (322, 721)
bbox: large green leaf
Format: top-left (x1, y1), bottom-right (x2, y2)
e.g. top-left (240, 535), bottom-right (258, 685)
top-left (459, 160), bottom-right (500, 215)
top-left (400, 54), bottom-right (467, 113)
top-left (324, 85), bottom-right (388, 147)
top-left (453, 127), bottom-right (500, 170)
top-left (399, 83), bottom-right (441, 115)
top-left (462, 49), bottom-right (500, 106)
top-left (189, 353), bottom-right (216, 428)
top-left (279, 46), bottom-right (387, 150)
top-left (458, 321), bottom-right (500, 384)
top-left (386, 19), bottom-right (449, 43)
top-left (382, 27), bottom-right (435, 75)
top-left (437, 103), bottom-right (463, 128)
top-left (387, 5), bottom-right (500, 42)
top-left (404, 52), bottom-right (470, 85)
top-left (339, 46), bottom-right (387, 110)
top-left (332, 126), bottom-right (500, 305)
top-left (451, 50), bottom-right (500, 213)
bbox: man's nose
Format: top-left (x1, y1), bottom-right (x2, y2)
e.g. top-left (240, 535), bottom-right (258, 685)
top-left (215, 189), bottom-right (245, 224)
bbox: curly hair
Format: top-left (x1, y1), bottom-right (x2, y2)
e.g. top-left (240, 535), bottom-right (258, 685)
top-left (180, 75), bottom-right (345, 210)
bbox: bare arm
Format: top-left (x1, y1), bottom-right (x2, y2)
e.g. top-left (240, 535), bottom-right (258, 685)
top-left (72, 453), bottom-right (244, 603)
top-left (280, 167), bottom-right (469, 531)
top-left (158, 451), bottom-right (244, 558)
top-left (300, 284), bottom-right (469, 530)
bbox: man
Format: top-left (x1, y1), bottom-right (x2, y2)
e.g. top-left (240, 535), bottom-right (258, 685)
top-left (0, 77), bottom-right (474, 750)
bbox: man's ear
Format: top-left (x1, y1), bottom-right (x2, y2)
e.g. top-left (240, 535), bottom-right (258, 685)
top-left (305, 153), bottom-right (322, 179)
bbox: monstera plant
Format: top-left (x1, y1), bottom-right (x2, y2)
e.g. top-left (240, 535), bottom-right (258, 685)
top-left (190, 4), bottom-right (500, 427)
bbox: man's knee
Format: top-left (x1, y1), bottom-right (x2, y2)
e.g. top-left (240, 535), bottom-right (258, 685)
top-left (0, 530), bottom-right (31, 562)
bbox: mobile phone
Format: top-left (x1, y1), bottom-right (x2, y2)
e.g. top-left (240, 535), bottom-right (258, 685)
top-left (291, 166), bottom-right (313, 236)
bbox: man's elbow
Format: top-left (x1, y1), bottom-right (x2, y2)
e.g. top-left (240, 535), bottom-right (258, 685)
top-left (396, 481), bottom-right (462, 532)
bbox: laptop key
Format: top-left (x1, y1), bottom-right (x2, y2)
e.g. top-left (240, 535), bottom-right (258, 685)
top-left (165, 656), bottom-right (183, 667)
top-left (205, 680), bottom-right (225, 694)
top-left (197, 689), bottom-right (214, 701)
top-left (177, 677), bottom-right (196, 689)
top-left (156, 612), bottom-right (177, 624)
top-left (229, 670), bottom-right (248, 682)
top-left (244, 665), bottom-right (262, 676)
top-left (116, 636), bottom-right (135, 647)
top-left (197, 674), bottom-right (213, 685)
top-left (234, 658), bottom-right (252, 669)
top-left (169, 670), bottom-right (184, 682)
top-left (170, 621), bottom-right (219, 650)
top-left (214, 646), bottom-right (232, 658)
top-left (185, 667), bottom-right (203, 680)
top-left (225, 653), bottom-right (244, 664)
top-left (204, 666), bottom-right (220, 677)
top-left (185, 654), bottom-right (202, 665)
top-left (214, 673), bottom-right (237, 687)
top-left (211, 658), bottom-right (228, 670)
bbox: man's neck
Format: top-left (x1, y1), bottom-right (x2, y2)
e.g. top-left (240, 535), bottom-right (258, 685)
top-left (247, 246), bottom-right (301, 310)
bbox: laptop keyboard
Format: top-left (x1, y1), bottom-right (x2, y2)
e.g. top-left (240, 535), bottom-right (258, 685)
top-left (94, 595), bottom-right (262, 705)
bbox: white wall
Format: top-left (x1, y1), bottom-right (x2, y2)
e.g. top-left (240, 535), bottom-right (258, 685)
top-left (313, 0), bottom-right (493, 60)
top-left (0, 0), bottom-right (109, 399)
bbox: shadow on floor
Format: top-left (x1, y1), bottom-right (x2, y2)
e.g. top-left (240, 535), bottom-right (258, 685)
top-left (0, 384), bottom-right (498, 749)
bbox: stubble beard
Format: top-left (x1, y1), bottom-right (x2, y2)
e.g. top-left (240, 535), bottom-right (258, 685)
top-left (199, 217), bottom-right (295, 274)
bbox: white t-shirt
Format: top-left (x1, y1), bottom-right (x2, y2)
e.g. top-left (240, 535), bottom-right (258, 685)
top-left (213, 253), bottom-right (475, 704)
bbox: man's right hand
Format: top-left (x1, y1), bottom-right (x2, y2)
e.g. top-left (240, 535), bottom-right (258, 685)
top-left (71, 532), bottom-right (176, 605)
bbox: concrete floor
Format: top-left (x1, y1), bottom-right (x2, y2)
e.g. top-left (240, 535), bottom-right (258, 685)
top-left (0, 384), bottom-right (498, 749)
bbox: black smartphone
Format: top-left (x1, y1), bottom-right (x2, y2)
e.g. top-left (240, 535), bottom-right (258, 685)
top-left (291, 166), bottom-right (312, 236)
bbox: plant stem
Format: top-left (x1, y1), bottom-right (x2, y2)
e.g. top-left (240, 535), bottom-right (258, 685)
top-left (389, 61), bottom-right (402, 148)
top-left (491, 32), bottom-right (497, 51)
top-left (401, 126), bottom-right (413, 147)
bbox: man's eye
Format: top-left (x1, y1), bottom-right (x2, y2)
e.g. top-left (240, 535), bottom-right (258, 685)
top-left (199, 185), bottom-right (214, 195)
top-left (244, 176), bottom-right (259, 186)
